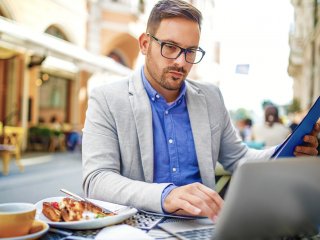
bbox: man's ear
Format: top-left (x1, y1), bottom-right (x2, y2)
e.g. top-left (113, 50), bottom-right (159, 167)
top-left (139, 33), bottom-right (149, 55)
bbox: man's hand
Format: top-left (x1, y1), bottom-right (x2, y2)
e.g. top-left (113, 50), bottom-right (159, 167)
top-left (294, 122), bottom-right (320, 156)
top-left (163, 182), bottom-right (223, 222)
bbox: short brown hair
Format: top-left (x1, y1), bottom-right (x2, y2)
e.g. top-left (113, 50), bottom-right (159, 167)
top-left (146, 0), bottom-right (202, 34)
top-left (265, 105), bottom-right (280, 127)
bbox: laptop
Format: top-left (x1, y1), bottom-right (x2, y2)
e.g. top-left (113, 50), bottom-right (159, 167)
top-left (159, 156), bottom-right (320, 240)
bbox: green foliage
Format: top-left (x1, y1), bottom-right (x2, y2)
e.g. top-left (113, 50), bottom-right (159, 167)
top-left (29, 126), bottom-right (61, 137)
top-left (261, 99), bottom-right (274, 109)
top-left (230, 108), bottom-right (252, 121)
top-left (287, 98), bottom-right (301, 113)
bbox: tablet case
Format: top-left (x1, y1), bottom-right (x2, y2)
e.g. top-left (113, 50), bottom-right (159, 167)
top-left (272, 96), bottom-right (320, 159)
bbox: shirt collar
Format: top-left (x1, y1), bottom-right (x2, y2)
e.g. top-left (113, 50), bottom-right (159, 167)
top-left (141, 66), bottom-right (186, 103)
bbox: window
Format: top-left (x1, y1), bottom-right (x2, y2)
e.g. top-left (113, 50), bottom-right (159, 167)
top-left (45, 26), bottom-right (68, 41)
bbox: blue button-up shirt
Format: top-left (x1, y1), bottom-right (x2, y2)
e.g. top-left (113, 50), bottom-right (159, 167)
top-left (141, 67), bottom-right (201, 209)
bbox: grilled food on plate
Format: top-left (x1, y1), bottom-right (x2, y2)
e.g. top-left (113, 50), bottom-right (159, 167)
top-left (42, 197), bottom-right (114, 222)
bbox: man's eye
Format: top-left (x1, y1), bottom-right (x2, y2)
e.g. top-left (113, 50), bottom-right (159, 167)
top-left (187, 49), bottom-right (197, 54)
top-left (164, 44), bottom-right (178, 51)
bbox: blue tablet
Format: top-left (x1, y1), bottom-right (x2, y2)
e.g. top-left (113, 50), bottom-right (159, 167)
top-left (272, 96), bottom-right (320, 159)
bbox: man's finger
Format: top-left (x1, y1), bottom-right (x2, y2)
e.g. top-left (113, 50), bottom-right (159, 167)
top-left (197, 184), bottom-right (224, 210)
top-left (173, 198), bottom-right (201, 216)
top-left (303, 135), bottom-right (318, 148)
top-left (310, 122), bottom-right (320, 137)
top-left (187, 188), bottom-right (221, 218)
top-left (173, 209), bottom-right (193, 216)
top-left (180, 192), bottom-right (218, 218)
top-left (294, 146), bottom-right (318, 156)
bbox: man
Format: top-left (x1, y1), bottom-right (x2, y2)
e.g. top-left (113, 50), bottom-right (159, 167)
top-left (82, 0), bottom-right (319, 222)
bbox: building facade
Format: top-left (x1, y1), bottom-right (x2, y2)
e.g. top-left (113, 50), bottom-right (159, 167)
top-left (87, 0), bottom-right (141, 68)
top-left (0, 0), bottom-right (133, 149)
top-left (288, 0), bottom-right (320, 110)
top-left (0, 0), bottom-right (216, 150)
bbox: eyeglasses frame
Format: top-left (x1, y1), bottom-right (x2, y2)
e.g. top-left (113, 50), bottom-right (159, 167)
top-left (147, 33), bottom-right (206, 64)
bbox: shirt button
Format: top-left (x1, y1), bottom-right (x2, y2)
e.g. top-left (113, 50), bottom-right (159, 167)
top-left (151, 97), bottom-right (155, 101)
top-left (169, 139), bottom-right (173, 144)
top-left (172, 168), bottom-right (177, 172)
top-left (156, 94), bottom-right (160, 98)
top-left (165, 110), bottom-right (169, 115)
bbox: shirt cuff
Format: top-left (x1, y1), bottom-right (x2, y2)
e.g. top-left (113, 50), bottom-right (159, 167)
top-left (271, 144), bottom-right (281, 158)
top-left (161, 184), bottom-right (177, 213)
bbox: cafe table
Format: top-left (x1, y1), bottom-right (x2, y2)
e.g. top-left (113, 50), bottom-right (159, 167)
top-left (39, 225), bottom-right (177, 240)
top-left (3, 218), bottom-right (320, 240)
top-left (38, 223), bottom-right (320, 240)
top-left (37, 213), bottom-right (178, 240)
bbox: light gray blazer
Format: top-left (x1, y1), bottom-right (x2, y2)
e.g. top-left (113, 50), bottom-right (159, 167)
top-left (82, 68), bottom-right (274, 212)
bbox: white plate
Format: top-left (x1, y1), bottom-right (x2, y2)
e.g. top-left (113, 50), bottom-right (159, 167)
top-left (1, 220), bottom-right (49, 240)
top-left (35, 196), bottom-right (137, 230)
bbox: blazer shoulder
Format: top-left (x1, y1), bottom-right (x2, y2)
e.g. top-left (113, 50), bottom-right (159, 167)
top-left (90, 75), bottom-right (131, 96)
top-left (186, 79), bottom-right (222, 98)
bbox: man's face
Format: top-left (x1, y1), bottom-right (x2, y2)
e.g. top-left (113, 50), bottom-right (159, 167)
top-left (140, 17), bottom-right (201, 93)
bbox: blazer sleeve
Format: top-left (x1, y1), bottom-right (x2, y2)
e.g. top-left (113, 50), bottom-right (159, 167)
top-left (214, 88), bottom-right (275, 172)
top-left (82, 87), bottom-right (170, 213)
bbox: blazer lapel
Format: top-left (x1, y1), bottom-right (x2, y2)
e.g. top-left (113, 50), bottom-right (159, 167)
top-left (186, 82), bottom-right (215, 189)
top-left (128, 69), bottom-right (154, 183)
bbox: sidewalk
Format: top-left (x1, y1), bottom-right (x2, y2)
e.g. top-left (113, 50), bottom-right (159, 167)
top-left (0, 151), bottom-right (83, 204)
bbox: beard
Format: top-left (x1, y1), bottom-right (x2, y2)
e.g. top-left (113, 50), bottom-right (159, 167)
top-left (161, 66), bottom-right (187, 90)
top-left (146, 56), bottom-right (187, 91)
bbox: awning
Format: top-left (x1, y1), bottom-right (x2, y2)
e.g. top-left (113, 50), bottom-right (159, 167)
top-left (0, 46), bottom-right (18, 59)
top-left (0, 17), bottom-right (132, 75)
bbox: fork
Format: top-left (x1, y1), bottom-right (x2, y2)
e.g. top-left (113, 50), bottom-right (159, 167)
top-left (60, 188), bottom-right (117, 215)
top-left (61, 236), bottom-right (92, 240)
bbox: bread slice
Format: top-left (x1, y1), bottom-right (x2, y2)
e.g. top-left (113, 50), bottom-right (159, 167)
top-left (42, 202), bottom-right (62, 222)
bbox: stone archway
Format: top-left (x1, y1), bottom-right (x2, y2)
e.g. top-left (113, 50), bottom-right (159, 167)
top-left (103, 32), bottom-right (139, 69)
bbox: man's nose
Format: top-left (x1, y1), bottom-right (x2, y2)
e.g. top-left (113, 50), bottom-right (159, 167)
top-left (173, 51), bottom-right (187, 65)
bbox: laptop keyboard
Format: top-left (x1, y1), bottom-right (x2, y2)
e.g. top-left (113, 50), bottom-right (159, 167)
top-left (175, 227), bottom-right (215, 240)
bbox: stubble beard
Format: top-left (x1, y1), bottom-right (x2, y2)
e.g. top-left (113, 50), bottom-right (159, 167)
top-left (146, 54), bottom-right (187, 91)
top-left (161, 66), bottom-right (187, 90)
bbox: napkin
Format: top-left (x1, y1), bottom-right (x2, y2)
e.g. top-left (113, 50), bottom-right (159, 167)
top-left (95, 224), bottom-right (154, 240)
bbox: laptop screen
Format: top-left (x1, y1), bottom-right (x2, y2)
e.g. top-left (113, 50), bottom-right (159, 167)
top-left (214, 156), bottom-right (320, 239)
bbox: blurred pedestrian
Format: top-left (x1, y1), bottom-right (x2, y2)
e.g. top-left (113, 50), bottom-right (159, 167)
top-left (48, 115), bottom-right (65, 151)
top-left (252, 105), bottom-right (291, 148)
top-left (67, 125), bottom-right (82, 151)
top-left (241, 118), bottom-right (253, 142)
top-left (49, 115), bottom-right (62, 132)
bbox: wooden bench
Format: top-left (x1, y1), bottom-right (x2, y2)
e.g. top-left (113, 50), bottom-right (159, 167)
top-left (215, 162), bottom-right (231, 195)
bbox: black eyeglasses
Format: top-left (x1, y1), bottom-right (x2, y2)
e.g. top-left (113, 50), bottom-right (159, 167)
top-left (147, 33), bottom-right (205, 64)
